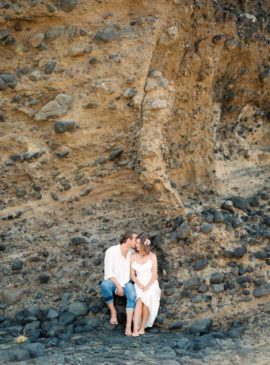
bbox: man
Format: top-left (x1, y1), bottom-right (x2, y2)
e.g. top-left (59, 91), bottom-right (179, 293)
top-left (101, 231), bottom-right (137, 336)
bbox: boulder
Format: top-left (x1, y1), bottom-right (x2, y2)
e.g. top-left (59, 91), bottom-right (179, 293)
top-left (34, 94), bottom-right (72, 121)
top-left (189, 318), bottom-right (213, 335)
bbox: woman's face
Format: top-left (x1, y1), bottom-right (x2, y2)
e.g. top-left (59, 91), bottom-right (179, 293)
top-left (136, 239), bottom-right (142, 251)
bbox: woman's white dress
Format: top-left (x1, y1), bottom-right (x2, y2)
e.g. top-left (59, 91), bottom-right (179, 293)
top-left (132, 260), bottom-right (161, 328)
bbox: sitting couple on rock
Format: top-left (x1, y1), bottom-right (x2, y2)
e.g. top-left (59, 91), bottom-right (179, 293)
top-left (101, 231), bottom-right (161, 337)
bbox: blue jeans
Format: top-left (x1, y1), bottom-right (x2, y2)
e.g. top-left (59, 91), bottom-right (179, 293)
top-left (101, 280), bottom-right (136, 311)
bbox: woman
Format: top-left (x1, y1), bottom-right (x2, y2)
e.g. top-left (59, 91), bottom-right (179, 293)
top-left (130, 233), bottom-right (161, 336)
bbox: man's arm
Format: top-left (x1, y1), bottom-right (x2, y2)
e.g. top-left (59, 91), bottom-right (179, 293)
top-left (104, 248), bottom-right (124, 296)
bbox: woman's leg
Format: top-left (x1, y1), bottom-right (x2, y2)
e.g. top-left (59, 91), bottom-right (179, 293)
top-left (132, 298), bottom-right (142, 336)
top-left (139, 303), bottom-right (150, 334)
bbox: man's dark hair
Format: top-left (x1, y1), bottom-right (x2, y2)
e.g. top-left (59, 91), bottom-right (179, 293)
top-left (119, 231), bottom-right (136, 244)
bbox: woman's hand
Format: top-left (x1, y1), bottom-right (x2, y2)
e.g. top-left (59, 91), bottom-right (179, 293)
top-left (137, 282), bottom-right (144, 290)
top-left (142, 284), bottom-right (150, 292)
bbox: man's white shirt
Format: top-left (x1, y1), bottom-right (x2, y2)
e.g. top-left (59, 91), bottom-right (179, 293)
top-left (104, 244), bottom-right (134, 288)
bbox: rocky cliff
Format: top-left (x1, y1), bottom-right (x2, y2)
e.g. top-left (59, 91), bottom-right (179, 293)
top-left (0, 0), bottom-right (270, 333)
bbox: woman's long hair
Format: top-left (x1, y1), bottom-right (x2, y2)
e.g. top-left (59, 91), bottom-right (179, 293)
top-left (137, 232), bottom-right (151, 256)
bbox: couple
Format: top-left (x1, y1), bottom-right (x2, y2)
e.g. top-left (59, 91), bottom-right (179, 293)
top-left (101, 232), bottom-right (161, 336)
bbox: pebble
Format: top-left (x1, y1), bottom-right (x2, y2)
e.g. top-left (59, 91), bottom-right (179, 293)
top-left (93, 25), bottom-right (121, 43)
top-left (54, 120), bottom-right (76, 133)
top-left (29, 32), bottom-right (44, 47)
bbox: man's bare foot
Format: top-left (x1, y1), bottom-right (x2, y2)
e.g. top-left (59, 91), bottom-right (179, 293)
top-left (110, 311), bottom-right (118, 325)
top-left (138, 330), bottom-right (145, 335)
top-left (132, 332), bottom-right (139, 337)
top-left (125, 330), bottom-right (132, 336)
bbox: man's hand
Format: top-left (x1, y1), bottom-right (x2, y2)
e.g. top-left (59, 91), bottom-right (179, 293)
top-left (116, 286), bottom-right (124, 296)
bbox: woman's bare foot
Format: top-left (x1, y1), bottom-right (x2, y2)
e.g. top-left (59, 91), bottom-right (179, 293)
top-left (132, 332), bottom-right (140, 337)
top-left (125, 330), bottom-right (132, 336)
top-left (138, 329), bottom-right (145, 335)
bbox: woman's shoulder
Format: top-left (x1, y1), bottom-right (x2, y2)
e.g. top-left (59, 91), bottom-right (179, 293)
top-left (150, 252), bottom-right (157, 261)
top-left (130, 253), bottom-right (138, 261)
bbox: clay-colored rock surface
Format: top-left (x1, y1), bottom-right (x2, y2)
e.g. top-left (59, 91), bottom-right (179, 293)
top-left (0, 0), bottom-right (270, 331)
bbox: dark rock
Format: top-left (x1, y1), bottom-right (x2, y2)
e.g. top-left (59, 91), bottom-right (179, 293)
top-left (55, 0), bottom-right (78, 12)
top-left (0, 29), bottom-right (10, 40)
top-left (54, 120), bottom-right (76, 133)
top-left (233, 245), bottom-right (247, 258)
top-left (0, 72), bottom-right (17, 89)
top-left (225, 280), bottom-right (235, 290)
top-left (24, 320), bottom-right (40, 332)
top-left (122, 87), bottom-right (138, 98)
top-left (23, 306), bottom-right (41, 318)
top-left (211, 284), bottom-right (224, 293)
top-left (184, 276), bottom-right (200, 290)
top-left (231, 196), bottom-right (249, 211)
top-left (212, 34), bottom-right (226, 44)
top-left (201, 224), bottom-right (213, 234)
top-left (192, 334), bottom-right (218, 351)
top-left (44, 61), bottom-right (56, 74)
top-left (23, 342), bottom-right (45, 358)
top-left (213, 211), bottom-right (224, 223)
top-left (27, 328), bottom-right (42, 340)
top-left (249, 195), bottom-right (260, 207)
top-left (12, 259), bottom-right (24, 271)
top-left (58, 312), bottom-right (77, 326)
top-left (94, 25), bottom-right (121, 43)
top-left (259, 69), bottom-right (270, 83)
top-left (46, 308), bottom-right (59, 320)
top-left (176, 337), bottom-right (190, 350)
top-left (94, 257), bottom-right (102, 265)
top-left (74, 336), bottom-right (88, 345)
top-left (6, 349), bottom-right (30, 362)
top-left (189, 318), bottom-right (213, 335)
top-left (210, 272), bottom-right (223, 284)
top-left (176, 221), bottom-right (191, 239)
top-left (55, 148), bottom-right (70, 158)
top-left (68, 301), bottom-right (89, 316)
top-left (227, 326), bottom-right (245, 338)
top-left (79, 185), bottom-right (92, 196)
top-left (168, 321), bottom-right (183, 330)
top-left (198, 283), bottom-right (208, 292)
top-left (109, 149), bottom-right (123, 160)
top-left (0, 112), bottom-right (5, 122)
top-left (70, 236), bottom-right (87, 245)
top-left (38, 275), bottom-right (50, 284)
top-left (83, 103), bottom-right (99, 109)
top-left (88, 317), bottom-right (101, 328)
top-left (254, 251), bottom-right (267, 260)
top-left (51, 192), bottom-right (59, 201)
top-left (16, 188), bottom-right (27, 198)
top-left (89, 302), bottom-right (102, 314)
top-left (193, 260), bottom-right (208, 271)
top-left (164, 288), bottom-right (175, 296)
top-left (232, 216), bottom-right (243, 228)
top-left (253, 283), bottom-right (270, 298)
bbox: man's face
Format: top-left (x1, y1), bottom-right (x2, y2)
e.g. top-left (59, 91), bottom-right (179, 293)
top-left (130, 234), bottom-right (137, 248)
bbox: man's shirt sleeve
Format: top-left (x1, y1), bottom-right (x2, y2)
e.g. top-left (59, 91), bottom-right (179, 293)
top-left (104, 248), bottom-right (114, 280)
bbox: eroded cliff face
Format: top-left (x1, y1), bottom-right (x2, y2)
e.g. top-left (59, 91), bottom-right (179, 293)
top-left (0, 0), bottom-right (270, 329)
